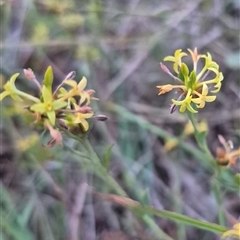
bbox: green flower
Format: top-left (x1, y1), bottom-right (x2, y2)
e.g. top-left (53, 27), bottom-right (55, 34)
top-left (0, 73), bottom-right (40, 102)
top-left (30, 85), bottom-right (67, 125)
top-left (0, 73), bottom-right (22, 101)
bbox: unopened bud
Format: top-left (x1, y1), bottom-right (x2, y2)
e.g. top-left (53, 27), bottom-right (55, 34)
top-left (94, 114), bottom-right (109, 121)
top-left (47, 128), bottom-right (62, 148)
top-left (24, 68), bottom-right (36, 81)
top-left (160, 62), bottom-right (171, 74)
top-left (170, 104), bottom-right (177, 114)
top-left (86, 89), bottom-right (96, 95)
top-left (64, 71), bottom-right (76, 80)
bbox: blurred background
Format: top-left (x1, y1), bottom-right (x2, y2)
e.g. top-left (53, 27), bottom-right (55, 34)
top-left (0, 0), bottom-right (240, 240)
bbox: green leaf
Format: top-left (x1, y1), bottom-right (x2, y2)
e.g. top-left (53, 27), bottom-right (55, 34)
top-left (139, 188), bottom-right (150, 205)
top-left (180, 63), bottom-right (189, 76)
top-left (196, 131), bottom-right (208, 147)
top-left (19, 200), bottom-right (34, 227)
top-left (102, 144), bottom-right (114, 170)
top-left (42, 85), bottom-right (53, 102)
top-left (40, 129), bottom-right (51, 146)
top-left (47, 111), bottom-right (56, 126)
top-left (234, 174), bottom-right (240, 187)
top-left (0, 218), bottom-right (34, 240)
top-left (132, 205), bottom-right (228, 234)
top-left (43, 66), bottom-right (53, 91)
top-left (180, 63), bottom-right (189, 83)
top-left (189, 70), bottom-right (197, 89)
top-left (177, 71), bottom-right (185, 82)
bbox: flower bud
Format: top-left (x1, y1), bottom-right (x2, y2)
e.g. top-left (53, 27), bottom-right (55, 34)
top-left (64, 71), bottom-right (76, 80)
top-left (47, 128), bottom-right (62, 147)
top-left (94, 114), bottom-right (109, 121)
top-left (23, 68), bottom-right (36, 81)
top-left (78, 106), bottom-right (92, 113)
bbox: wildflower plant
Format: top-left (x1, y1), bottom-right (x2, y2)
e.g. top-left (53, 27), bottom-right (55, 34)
top-left (0, 66), bottom-right (99, 146)
top-left (1, 51), bottom-right (239, 239)
top-left (157, 48), bottom-right (240, 239)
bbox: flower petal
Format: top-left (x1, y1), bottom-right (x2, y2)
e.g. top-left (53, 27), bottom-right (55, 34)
top-left (47, 111), bottom-right (56, 126)
top-left (186, 103), bottom-right (198, 113)
top-left (30, 103), bottom-right (46, 113)
top-left (63, 79), bottom-right (77, 88)
top-left (80, 118), bottom-right (89, 131)
top-left (0, 91), bottom-right (10, 101)
top-left (205, 95), bottom-right (216, 102)
top-left (82, 112), bottom-right (94, 118)
top-left (79, 91), bottom-right (90, 105)
top-left (163, 56), bottom-right (176, 62)
top-left (9, 73), bottom-right (20, 84)
top-left (77, 76), bottom-right (87, 92)
top-left (211, 83), bottom-right (221, 93)
top-left (52, 100), bottom-right (67, 110)
top-left (42, 85), bottom-right (53, 103)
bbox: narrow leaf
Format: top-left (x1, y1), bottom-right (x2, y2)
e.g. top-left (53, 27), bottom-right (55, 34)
top-left (43, 66), bottom-right (53, 91)
top-left (103, 144), bottom-right (114, 170)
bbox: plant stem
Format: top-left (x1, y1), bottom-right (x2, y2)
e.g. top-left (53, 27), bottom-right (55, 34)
top-left (187, 112), bottom-right (226, 226)
top-left (187, 111), bottom-right (213, 161)
top-left (63, 130), bottom-right (227, 239)
top-left (16, 90), bottom-right (40, 103)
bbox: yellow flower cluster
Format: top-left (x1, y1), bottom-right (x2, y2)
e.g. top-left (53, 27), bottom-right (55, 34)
top-left (0, 67), bottom-right (99, 146)
top-left (157, 48), bottom-right (223, 113)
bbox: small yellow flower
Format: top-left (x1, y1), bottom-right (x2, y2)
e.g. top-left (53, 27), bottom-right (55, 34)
top-left (157, 48), bottom-right (223, 113)
top-left (0, 73), bottom-right (22, 101)
top-left (192, 84), bottom-right (216, 108)
top-left (164, 49), bottom-right (187, 74)
top-left (30, 85), bottom-right (67, 126)
top-left (172, 89), bottom-right (197, 113)
top-left (221, 222), bottom-right (240, 239)
top-left (62, 103), bottom-right (94, 131)
top-left (0, 73), bottom-right (40, 103)
top-left (72, 103), bottom-right (94, 131)
top-left (1, 66), bottom-right (99, 138)
top-left (62, 77), bottom-right (93, 105)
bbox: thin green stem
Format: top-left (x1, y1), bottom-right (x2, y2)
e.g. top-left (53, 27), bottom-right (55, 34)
top-left (187, 111), bottom-right (213, 161)
top-left (187, 111), bottom-right (226, 226)
top-left (131, 205), bottom-right (228, 234)
top-left (16, 90), bottom-right (40, 103)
